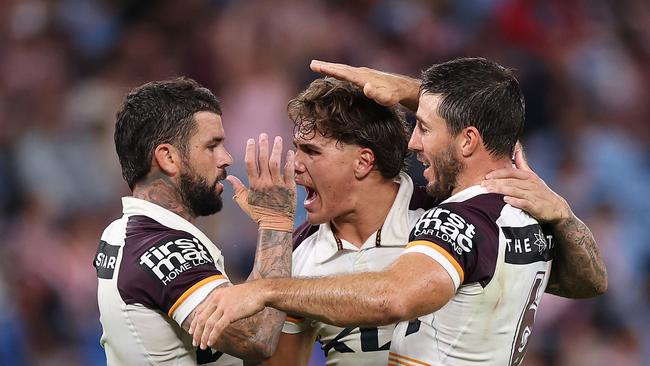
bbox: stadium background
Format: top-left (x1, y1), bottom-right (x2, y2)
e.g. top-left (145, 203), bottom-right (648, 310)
top-left (0, 0), bottom-right (648, 365)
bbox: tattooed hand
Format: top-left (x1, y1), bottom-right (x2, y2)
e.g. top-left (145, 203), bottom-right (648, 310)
top-left (227, 134), bottom-right (296, 231)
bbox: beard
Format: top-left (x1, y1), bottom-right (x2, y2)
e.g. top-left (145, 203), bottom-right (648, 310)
top-left (179, 167), bottom-right (226, 217)
top-left (425, 145), bottom-right (465, 202)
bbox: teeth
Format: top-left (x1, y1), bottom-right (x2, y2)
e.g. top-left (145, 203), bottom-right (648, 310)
top-left (304, 188), bottom-right (318, 205)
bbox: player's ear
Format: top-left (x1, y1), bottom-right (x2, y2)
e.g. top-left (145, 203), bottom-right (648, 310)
top-left (458, 126), bottom-right (481, 157)
top-left (354, 147), bottom-right (375, 179)
top-left (153, 143), bottom-right (182, 176)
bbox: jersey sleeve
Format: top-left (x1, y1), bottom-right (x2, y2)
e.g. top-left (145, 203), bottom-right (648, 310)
top-left (118, 231), bottom-right (229, 326)
top-left (282, 314), bottom-right (312, 334)
top-left (403, 202), bottom-right (498, 290)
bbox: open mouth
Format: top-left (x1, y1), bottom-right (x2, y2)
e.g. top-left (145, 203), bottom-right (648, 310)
top-left (417, 154), bottom-right (430, 167)
top-left (304, 187), bottom-right (319, 206)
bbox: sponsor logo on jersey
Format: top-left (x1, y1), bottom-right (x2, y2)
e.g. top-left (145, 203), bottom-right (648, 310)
top-left (503, 225), bottom-right (554, 264)
top-left (95, 240), bottom-right (120, 279)
top-left (413, 207), bottom-right (476, 255)
top-left (139, 237), bottom-right (214, 285)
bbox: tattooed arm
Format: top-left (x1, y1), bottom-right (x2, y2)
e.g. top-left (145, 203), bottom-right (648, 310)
top-left (182, 228), bottom-right (292, 361)
top-left (483, 146), bottom-right (607, 298)
top-left (544, 214), bottom-right (607, 298)
top-left (185, 134), bottom-right (296, 361)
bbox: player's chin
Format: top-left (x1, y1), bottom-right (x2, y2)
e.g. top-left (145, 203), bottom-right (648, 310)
top-left (305, 210), bottom-right (329, 225)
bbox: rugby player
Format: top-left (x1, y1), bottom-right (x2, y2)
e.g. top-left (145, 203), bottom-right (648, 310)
top-left (190, 58), bottom-right (607, 366)
top-left (94, 78), bottom-right (296, 365)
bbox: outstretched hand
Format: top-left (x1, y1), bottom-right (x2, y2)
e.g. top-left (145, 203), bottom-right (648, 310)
top-left (227, 134), bottom-right (296, 231)
top-left (310, 60), bottom-right (420, 110)
top-left (189, 282), bottom-right (267, 350)
top-left (482, 143), bottom-right (571, 224)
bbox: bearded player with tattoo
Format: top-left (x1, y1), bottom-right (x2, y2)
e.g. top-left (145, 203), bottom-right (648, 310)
top-left (94, 78), bottom-right (296, 365)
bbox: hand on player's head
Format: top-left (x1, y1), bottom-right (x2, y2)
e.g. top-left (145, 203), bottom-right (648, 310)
top-left (310, 60), bottom-right (402, 107)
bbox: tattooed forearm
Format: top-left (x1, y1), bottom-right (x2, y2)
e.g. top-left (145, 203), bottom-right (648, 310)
top-left (249, 229), bottom-right (293, 280)
top-left (133, 171), bottom-right (194, 222)
top-left (546, 214), bottom-right (608, 298)
top-left (221, 229), bottom-right (292, 359)
top-left (183, 229), bottom-right (292, 361)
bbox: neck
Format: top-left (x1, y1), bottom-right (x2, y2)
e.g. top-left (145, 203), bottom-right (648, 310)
top-left (132, 171), bottom-right (196, 223)
top-left (331, 177), bottom-right (399, 248)
top-left (453, 155), bottom-right (512, 195)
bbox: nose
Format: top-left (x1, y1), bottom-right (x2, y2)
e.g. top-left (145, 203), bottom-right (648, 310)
top-left (219, 149), bottom-right (234, 168)
top-left (294, 152), bottom-right (306, 175)
top-left (408, 129), bottom-right (421, 152)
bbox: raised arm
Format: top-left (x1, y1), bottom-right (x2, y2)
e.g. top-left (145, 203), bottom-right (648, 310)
top-left (183, 134), bottom-right (296, 361)
top-left (310, 60), bottom-right (421, 112)
top-left (482, 145), bottom-right (607, 298)
top-left (190, 252), bottom-right (454, 349)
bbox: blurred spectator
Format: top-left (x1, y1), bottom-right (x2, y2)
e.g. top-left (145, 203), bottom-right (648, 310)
top-left (0, 0), bottom-right (648, 365)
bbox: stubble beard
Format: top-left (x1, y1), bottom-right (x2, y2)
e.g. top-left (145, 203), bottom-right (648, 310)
top-left (425, 145), bottom-right (465, 202)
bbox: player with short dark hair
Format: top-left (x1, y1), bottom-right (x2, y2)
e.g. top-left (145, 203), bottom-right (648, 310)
top-left (189, 58), bottom-right (607, 366)
top-left (95, 77), bottom-right (296, 365)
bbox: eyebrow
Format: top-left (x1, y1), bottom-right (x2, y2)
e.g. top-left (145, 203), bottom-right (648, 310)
top-left (293, 140), bottom-right (321, 151)
top-left (415, 115), bottom-right (427, 127)
top-left (206, 136), bottom-right (224, 145)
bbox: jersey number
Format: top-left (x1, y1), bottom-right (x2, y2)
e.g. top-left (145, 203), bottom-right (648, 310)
top-left (322, 327), bottom-right (391, 356)
top-left (509, 271), bottom-right (545, 366)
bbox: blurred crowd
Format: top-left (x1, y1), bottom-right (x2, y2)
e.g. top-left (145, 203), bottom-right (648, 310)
top-left (0, 0), bottom-right (648, 365)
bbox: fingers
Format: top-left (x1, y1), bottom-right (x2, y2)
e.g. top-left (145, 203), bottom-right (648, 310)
top-left (310, 60), bottom-right (366, 86)
top-left (225, 175), bottom-right (245, 196)
top-left (191, 301), bottom-right (218, 347)
top-left (244, 138), bottom-right (257, 179)
top-left (205, 316), bottom-right (231, 349)
top-left (257, 134), bottom-right (270, 180)
top-left (486, 183), bottom-right (530, 203)
top-left (513, 144), bottom-right (532, 172)
top-left (199, 308), bottom-right (225, 349)
top-left (284, 149), bottom-right (295, 187)
top-left (485, 167), bottom-right (532, 180)
top-left (483, 177), bottom-right (534, 193)
top-left (502, 196), bottom-right (531, 212)
top-left (268, 136), bottom-right (283, 184)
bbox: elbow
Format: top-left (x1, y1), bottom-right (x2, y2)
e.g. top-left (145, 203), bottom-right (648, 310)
top-left (230, 338), bottom-right (277, 363)
top-left (382, 294), bottom-right (411, 325)
top-left (593, 275), bottom-right (608, 297)
top-left (586, 266), bottom-right (608, 298)
top-left (245, 340), bottom-right (277, 362)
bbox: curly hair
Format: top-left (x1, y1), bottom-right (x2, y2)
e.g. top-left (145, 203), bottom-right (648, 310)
top-left (287, 77), bottom-right (410, 179)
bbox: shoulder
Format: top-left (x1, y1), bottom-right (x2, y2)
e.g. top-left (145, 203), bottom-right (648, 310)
top-left (415, 193), bottom-right (506, 231)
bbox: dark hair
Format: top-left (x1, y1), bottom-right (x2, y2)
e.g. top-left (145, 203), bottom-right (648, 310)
top-left (114, 77), bottom-right (222, 190)
top-left (288, 77), bottom-right (409, 179)
top-left (421, 57), bottom-right (525, 157)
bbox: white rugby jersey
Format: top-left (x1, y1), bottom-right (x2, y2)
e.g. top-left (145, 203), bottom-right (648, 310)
top-left (94, 197), bottom-right (241, 366)
top-left (389, 185), bottom-right (554, 366)
top-left (284, 173), bottom-right (435, 366)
